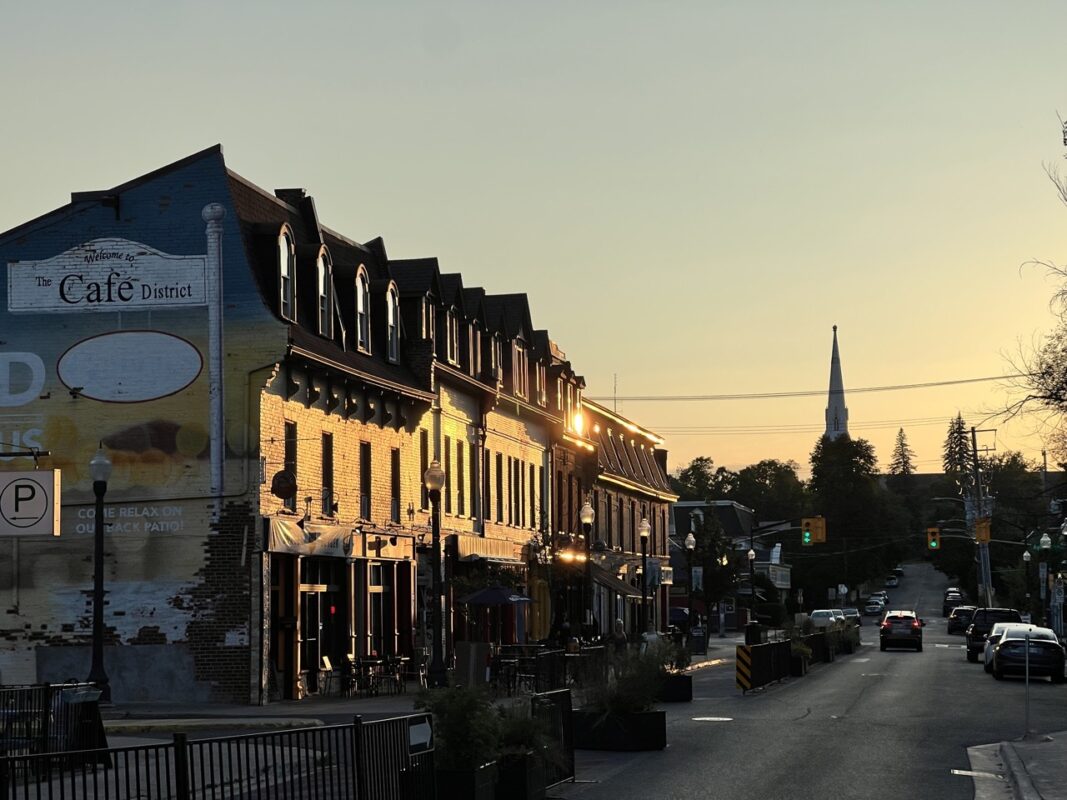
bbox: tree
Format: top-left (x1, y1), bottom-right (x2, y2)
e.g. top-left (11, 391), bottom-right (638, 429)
top-left (888, 428), bottom-right (915, 477)
top-left (794, 435), bottom-right (909, 601)
top-left (730, 459), bottom-right (806, 522)
top-left (942, 414), bottom-right (971, 478)
top-left (671, 456), bottom-right (737, 501)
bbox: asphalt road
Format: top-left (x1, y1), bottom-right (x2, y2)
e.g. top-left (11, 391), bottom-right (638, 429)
top-left (556, 561), bottom-right (1067, 800)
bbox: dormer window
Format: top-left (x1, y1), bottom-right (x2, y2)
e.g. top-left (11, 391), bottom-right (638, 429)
top-left (424, 299), bottom-right (436, 354)
top-left (277, 228), bottom-right (295, 322)
top-left (492, 336), bottom-right (503, 383)
top-left (467, 323), bottom-right (479, 377)
top-left (446, 310), bottom-right (459, 365)
top-left (387, 286), bottom-right (400, 362)
top-left (513, 343), bottom-right (529, 398)
top-left (316, 248), bottom-right (333, 338)
top-left (356, 269), bottom-right (370, 352)
top-left (536, 364), bottom-right (547, 406)
top-left (556, 378), bottom-right (564, 412)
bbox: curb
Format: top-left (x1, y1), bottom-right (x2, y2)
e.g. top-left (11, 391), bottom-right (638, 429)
top-left (998, 741), bottom-right (1044, 800)
top-left (104, 717), bottom-right (325, 735)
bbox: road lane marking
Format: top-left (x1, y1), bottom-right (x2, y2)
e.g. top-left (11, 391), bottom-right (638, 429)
top-left (951, 769), bottom-right (1003, 781)
top-left (692, 717), bottom-right (733, 722)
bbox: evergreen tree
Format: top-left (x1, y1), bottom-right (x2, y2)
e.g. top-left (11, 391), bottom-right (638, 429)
top-left (942, 414), bottom-right (971, 476)
top-left (888, 428), bottom-right (916, 476)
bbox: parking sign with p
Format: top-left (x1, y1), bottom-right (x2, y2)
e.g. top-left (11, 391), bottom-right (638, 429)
top-left (0, 471), bottom-right (60, 536)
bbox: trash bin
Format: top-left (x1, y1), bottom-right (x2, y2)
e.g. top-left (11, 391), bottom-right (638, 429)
top-left (744, 623), bottom-right (764, 646)
top-left (58, 687), bottom-right (108, 756)
top-left (688, 626), bottom-right (708, 655)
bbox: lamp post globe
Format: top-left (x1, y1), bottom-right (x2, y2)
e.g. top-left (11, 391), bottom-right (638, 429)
top-left (88, 445), bottom-right (112, 702)
top-left (1040, 533), bottom-right (1052, 551)
top-left (747, 548), bottom-right (757, 624)
top-left (423, 460), bottom-right (447, 688)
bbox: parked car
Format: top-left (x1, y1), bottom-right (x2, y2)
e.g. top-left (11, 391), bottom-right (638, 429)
top-left (983, 622), bottom-right (1027, 673)
top-left (942, 593), bottom-right (966, 617)
top-left (991, 626), bottom-right (1066, 683)
top-left (892, 565), bottom-right (905, 577)
top-left (809, 610), bottom-right (837, 629)
top-left (947, 606), bottom-right (976, 635)
top-left (869, 590), bottom-right (890, 604)
top-left (885, 575), bottom-right (899, 588)
top-left (880, 610), bottom-right (924, 651)
top-left (864, 599), bottom-right (886, 616)
top-left (965, 608), bottom-right (1023, 662)
top-left (842, 608), bottom-right (862, 626)
top-left (830, 609), bottom-right (846, 624)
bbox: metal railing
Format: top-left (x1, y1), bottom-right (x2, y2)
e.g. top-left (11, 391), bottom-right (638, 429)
top-left (0, 683), bottom-right (103, 757)
top-left (0, 714), bottom-right (435, 800)
top-left (531, 690), bottom-right (574, 789)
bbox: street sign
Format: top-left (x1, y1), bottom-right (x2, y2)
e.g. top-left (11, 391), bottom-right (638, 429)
top-left (0, 471), bottom-right (60, 536)
top-left (1054, 580), bottom-right (1065, 606)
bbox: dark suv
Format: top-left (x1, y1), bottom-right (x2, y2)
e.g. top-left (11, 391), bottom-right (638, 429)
top-left (947, 605), bottom-right (976, 635)
top-left (965, 608), bottom-right (1023, 662)
top-left (879, 610), bottom-right (924, 651)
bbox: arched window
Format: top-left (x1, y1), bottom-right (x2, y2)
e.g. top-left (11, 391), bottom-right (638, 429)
top-left (356, 268), bottom-right (370, 352)
top-left (316, 247), bottom-right (333, 337)
top-left (387, 285), bottom-right (400, 362)
top-left (277, 228), bottom-right (295, 321)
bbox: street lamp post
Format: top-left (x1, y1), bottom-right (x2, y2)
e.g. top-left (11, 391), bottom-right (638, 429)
top-left (747, 548), bottom-right (756, 624)
top-left (1040, 532), bottom-right (1052, 627)
top-left (638, 518), bottom-right (651, 635)
top-left (424, 460), bottom-right (447, 688)
top-left (88, 446), bottom-right (112, 703)
top-left (1023, 550), bottom-right (1033, 620)
top-left (579, 501), bottom-right (595, 637)
top-left (684, 530), bottom-right (696, 638)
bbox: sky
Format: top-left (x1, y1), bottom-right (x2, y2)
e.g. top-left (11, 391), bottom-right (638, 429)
top-left (3, 1), bottom-right (1067, 477)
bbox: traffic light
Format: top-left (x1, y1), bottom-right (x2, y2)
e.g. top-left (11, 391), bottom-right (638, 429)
top-left (926, 527), bottom-right (941, 550)
top-left (813, 516), bottom-right (827, 543)
top-left (801, 518), bottom-right (814, 546)
top-left (975, 517), bottom-right (991, 544)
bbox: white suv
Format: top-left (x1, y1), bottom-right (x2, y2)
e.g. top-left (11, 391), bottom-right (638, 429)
top-left (809, 610), bottom-right (837, 629)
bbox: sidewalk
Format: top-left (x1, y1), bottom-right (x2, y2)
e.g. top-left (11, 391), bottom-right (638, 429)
top-left (101, 651), bottom-right (733, 737)
top-left (999, 731), bottom-right (1067, 800)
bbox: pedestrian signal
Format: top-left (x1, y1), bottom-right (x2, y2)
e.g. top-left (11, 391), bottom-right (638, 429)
top-left (926, 528), bottom-right (940, 550)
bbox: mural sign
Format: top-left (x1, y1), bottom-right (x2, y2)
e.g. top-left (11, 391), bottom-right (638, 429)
top-left (7, 238), bottom-right (205, 313)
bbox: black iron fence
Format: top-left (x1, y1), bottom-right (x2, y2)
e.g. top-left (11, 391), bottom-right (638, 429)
top-left (0, 713), bottom-right (435, 800)
top-left (530, 689), bottom-right (574, 789)
top-left (0, 683), bottom-right (104, 757)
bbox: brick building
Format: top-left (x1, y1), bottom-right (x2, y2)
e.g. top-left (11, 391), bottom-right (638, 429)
top-left (0, 145), bottom-right (676, 704)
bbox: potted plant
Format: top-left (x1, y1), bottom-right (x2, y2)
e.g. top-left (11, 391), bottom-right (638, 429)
top-left (573, 650), bottom-right (666, 751)
top-left (494, 703), bottom-right (567, 800)
top-left (415, 686), bottom-right (499, 800)
top-left (656, 641), bottom-right (693, 702)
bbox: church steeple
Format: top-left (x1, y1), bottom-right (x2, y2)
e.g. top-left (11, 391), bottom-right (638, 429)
top-left (825, 325), bottom-right (849, 440)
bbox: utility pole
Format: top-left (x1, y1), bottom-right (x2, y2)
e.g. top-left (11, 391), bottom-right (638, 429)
top-left (970, 427), bottom-right (993, 607)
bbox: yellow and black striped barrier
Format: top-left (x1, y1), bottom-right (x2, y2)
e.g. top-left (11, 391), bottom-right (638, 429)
top-left (736, 645), bottom-right (753, 692)
top-left (736, 640), bottom-right (791, 693)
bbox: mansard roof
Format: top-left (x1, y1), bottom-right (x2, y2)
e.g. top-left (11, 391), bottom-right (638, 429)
top-left (585, 400), bottom-right (676, 501)
top-left (483, 293), bottom-right (534, 341)
top-left (226, 170), bottom-right (429, 398)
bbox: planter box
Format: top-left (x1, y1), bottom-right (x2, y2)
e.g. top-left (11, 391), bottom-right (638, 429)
top-left (437, 762), bottom-right (498, 800)
top-left (495, 752), bottom-right (546, 800)
top-left (789, 654), bottom-right (808, 677)
top-left (572, 709), bottom-right (666, 751)
top-left (657, 673), bottom-right (693, 702)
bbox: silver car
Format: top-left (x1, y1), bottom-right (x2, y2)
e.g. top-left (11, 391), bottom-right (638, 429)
top-left (984, 622), bottom-right (1025, 673)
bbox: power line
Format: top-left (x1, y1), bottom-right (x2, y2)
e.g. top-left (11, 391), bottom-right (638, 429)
top-left (587, 374), bottom-right (1024, 403)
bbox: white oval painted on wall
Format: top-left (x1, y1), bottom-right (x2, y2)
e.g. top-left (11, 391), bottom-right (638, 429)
top-left (58, 331), bottom-right (203, 403)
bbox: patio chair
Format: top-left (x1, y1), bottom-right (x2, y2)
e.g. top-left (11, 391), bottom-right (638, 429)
top-left (401, 650), bottom-right (428, 690)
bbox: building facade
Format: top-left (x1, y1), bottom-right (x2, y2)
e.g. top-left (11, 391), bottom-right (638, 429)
top-left (0, 146), bottom-right (676, 703)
